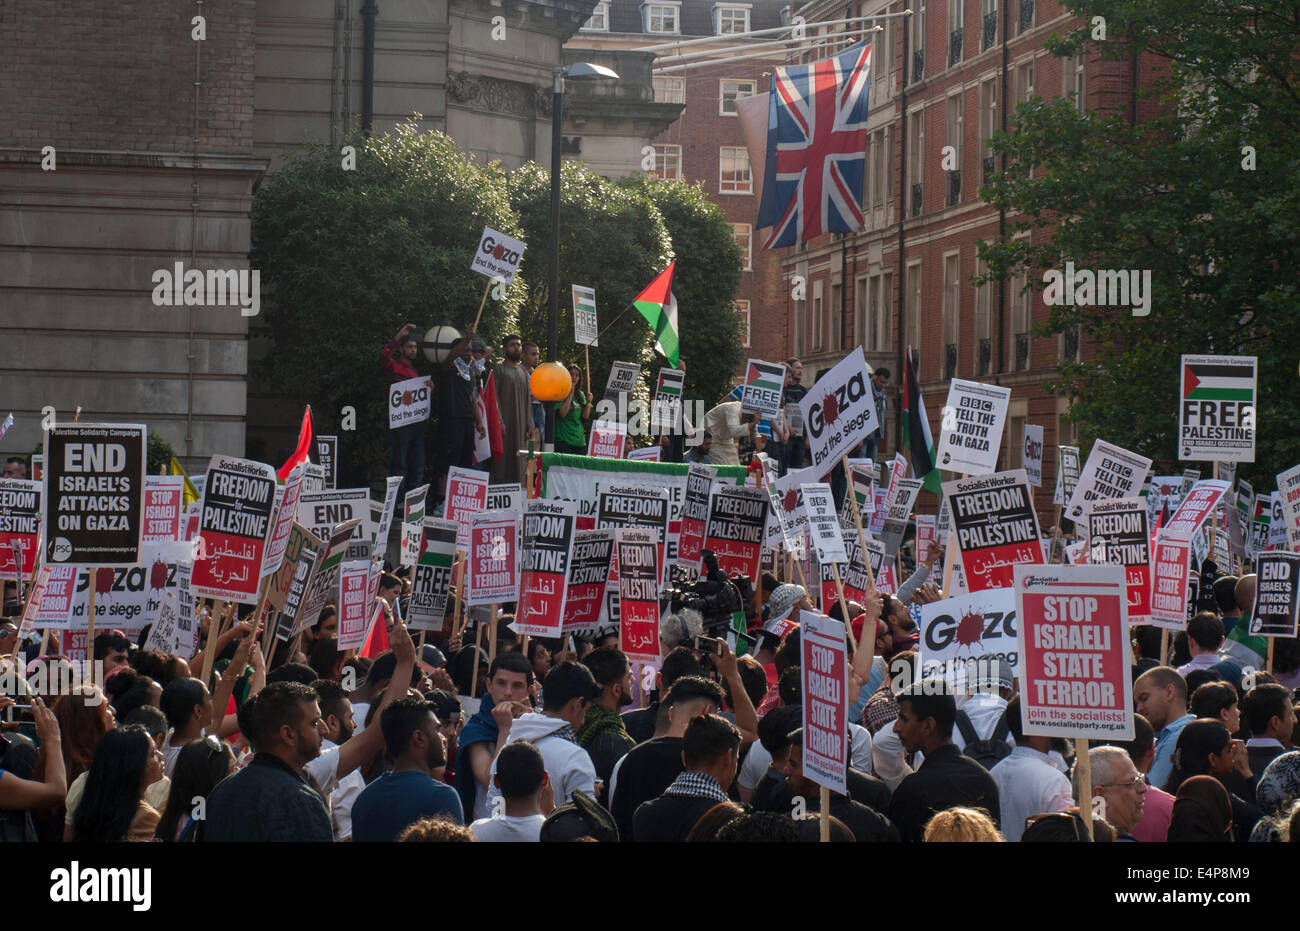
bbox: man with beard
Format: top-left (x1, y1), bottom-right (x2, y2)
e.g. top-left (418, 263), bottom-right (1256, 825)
top-left (351, 696), bottom-right (464, 841)
top-left (576, 647), bottom-right (637, 805)
top-left (205, 682), bottom-right (334, 842)
top-left (490, 334), bottom-right (531, 485)
top-left (312, 680), bottom-right (367, 841)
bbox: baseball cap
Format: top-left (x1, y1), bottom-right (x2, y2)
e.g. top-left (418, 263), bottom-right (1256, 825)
top-left (418, 644), bottom-right (447, 672)
top-left (424, 688), bottom-right (462, 723)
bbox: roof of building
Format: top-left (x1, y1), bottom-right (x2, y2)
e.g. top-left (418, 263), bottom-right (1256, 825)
top-left (597, 0), bottom-right (791, 40)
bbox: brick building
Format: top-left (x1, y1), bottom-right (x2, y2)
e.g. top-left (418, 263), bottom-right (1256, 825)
top-left (568, 0), bottom-right (791, 381)
top-left (779, 0), bottom-right (1161, 516)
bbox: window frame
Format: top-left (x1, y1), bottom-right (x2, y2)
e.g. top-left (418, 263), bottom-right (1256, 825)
top-left (719, 78), bottom-right (758, 116)
top-left (732, 222), bottom-right (753, 271)
top-left (719, 145), bottom-right (753, 194)
top-left (714, 4), bottom-right (752, 35)
top-left (644, 2), bottom-right (682, 35)
top-left (735, 299), bottom-right (752, 347)
top-left (653, 143), bottom-right (682, 181)
top-left (581, 1), bottom-right (610, 32)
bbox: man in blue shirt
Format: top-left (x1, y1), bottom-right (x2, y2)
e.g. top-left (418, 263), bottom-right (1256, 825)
top-left (1133, 666), bottom-right (1193, 791)
top-left (352, 696), bottom-right (464, 841)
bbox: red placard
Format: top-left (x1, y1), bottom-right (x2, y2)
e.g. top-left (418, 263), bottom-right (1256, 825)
top-left (1149, 535), bottom-right (1192, 629)
top-left (515, 500), bottom-right (576, 637)
top-left (562, 529), bottom-right (615, 631)
top-left (616, 528), bottom-right (660, 662)
top-left (676, 464), bottom-right (712, 571)
top-left (801, 611), bottom-right (848, 795)
top-left (191, 456), bottom-right (277, 604)
top-left (587, 421), bottom-right (628, 460)
top-left (1015, 564), bottom-right (1133, 741)
top-left (0, 478), bottom-right (41, 577)
top-left (702, 485), bottom-right (766, 582)
top-left (445, 466), bottom-right (489, 552)
top-left (142, 476), bottom-right (184, 543)
top-left (467, 512), bottom-right (520, 606)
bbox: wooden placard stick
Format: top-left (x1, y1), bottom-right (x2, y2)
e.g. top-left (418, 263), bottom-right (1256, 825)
top-left (451, 555), bottom-right (467, 639)
top-left (1075, 738), bottom-right (1094, 840)
top-left (840, 454), bottom-right (876, 593)
top-left (200, 601), bottom-right (236, 687)
top-left (470, 279), bottom-right (492, 334)
top-left (86, 585), bottom-right (96, 658)
top-left (820, 785), bottom-right (830, 843)
top-left (830, 563), bottom-right (856, 659)
top-left (488, 603), bottom-right (499, 664)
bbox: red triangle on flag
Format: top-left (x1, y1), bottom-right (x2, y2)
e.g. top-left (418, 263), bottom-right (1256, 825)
top-left (746, 362), bottom-right (761, 383)
top-left (1184, 366), bottom-right (1200, 393)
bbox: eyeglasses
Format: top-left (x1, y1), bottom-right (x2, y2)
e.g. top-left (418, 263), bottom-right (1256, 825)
top-left (1099, 773), bottom-right (1146, 789)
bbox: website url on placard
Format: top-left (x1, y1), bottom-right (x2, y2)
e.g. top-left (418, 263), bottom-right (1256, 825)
top-left (1114, 890), bottom-right (1250, 905)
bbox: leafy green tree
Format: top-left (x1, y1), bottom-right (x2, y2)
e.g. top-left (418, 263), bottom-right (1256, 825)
top-left (506, 161), bottom-right (669, 426)
top-left (978, 0), bottom-right (1299, 486)
top-left (251, 120), bottom-right (524, 486)
top-left (618, 175), bottom-right (746, 410)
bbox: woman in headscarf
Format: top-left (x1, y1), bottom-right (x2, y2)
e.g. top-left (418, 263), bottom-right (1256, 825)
top-left (1168, 775), bottom-right (1234, 842)
top-left (1164, 718), bottom-right (1261, 842)
top-left (1249, 750), bottom-right (1300, 841)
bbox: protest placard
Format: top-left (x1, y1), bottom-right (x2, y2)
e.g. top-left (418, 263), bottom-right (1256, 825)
top-left (192, 456), bottom-right (277, 604)
top-left (797, 349), bottom-right (878, 475)
top-left (616, 528), bottom-right (660, 663)
top-left (515, 499), bottom-right (577, 638)
top-left (801, 482), bottom-right (846, 565)
top-left (28, 567), bottom-right (78, 629)
top-left (315, 435), bottom-right (337, 489)
top-left (388, 376), bottom-right (432, 430)
top-left (407, 518), bottom-right (458, 632)
top-left (1023, 425), bottom-right (1044, 487)
top-left (485, 483), bottom-right (523, 514)
top-left (879, 478), bottom-right (922, 559)
top-left (260, 463), bottom-right (306, 578)
top-left (741, 360), bottom-right (786, 417)
top-left (0, 478), bottom-right (40, 579)
top-left (337, 559), bottom-right (374, 650)
top-left (817, 530), bottom-right (870, 609)
top-left (1180, 469), bottom-right (1201, 499)
top-left (785, 402), bottom-right (804, 438)
top-left (471, 226), bottom-right (526, 284)
top-left (1180, 354), bottom-right (1256, 462)
top-left (1247, 494), bottom-right (1271, 558)
top-left (918, 587), bottom-right (1018, 689)
top-left (1015, 564), bottom-right (1133, 741)
top-left (1268, 492), bottom-right (1288, 551)
top-left (838, 459), bottom-right (875, 530)
top-left (767, 466), bottom-right (814, 555)
top-left (294, 518), bottom-right (363, 636)
top-left (652, 367), bottom-right (685, 433)
top-left (1053, 446), bottom-right (1081, 507)
top-left (703, 484), bottom-right (767, 581)
top-left (266, 523), bottom-right (321, 638)
top-left (400, 484), bottom-right (429, 568)
top-left (572, 284), bottom-right (599, 347)
top-left (1087, 498), bottom-right (1152, 620)
top-left (141, 476), bottom-right (183, 543)
top-left (1065, 440), bottom-right (1153, 522)
top-left (1276, 464), bottom-right (1300, 550)
top-left (943, 470), bottom-right (1043, 592)
top-left (297, 487), bottom-right (372, 561)
top-left (800, 610), bottom-right (848, 796)
top-left (588, 420), bottom-right (628, 459)
top-left (445, 467), bottom-right (489, 552)
top-left (597, 482), bottom-right (670, 588)
top-left (369, 475), bottom-right (404, 558)
top-left (934, 380), bottom-right (1011, 475)
top-left (627, 446), bottom-right (661, 462)
top-left (43, 423), bottom-right (146, 566)
top-left (1248, 552), bottom-right (1300, 637)
top-left (1162, 479), bottom-right (1230, 543)
top-left (466, 511), bottom-right (520, 606)
top-left (915, 514), bottom-right (936, 564)
top-left (1149, 535), bottom-right (1193, 629)
top-left (563, 529), bottom-right (615, 631)
top-left (603, 361), bottom-right (641, 411)
top-left (677, 463), bottom-right (713, 570)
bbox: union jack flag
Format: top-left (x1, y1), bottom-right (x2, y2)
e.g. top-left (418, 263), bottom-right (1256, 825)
top-left (756, 41), bottom-right (871, 249)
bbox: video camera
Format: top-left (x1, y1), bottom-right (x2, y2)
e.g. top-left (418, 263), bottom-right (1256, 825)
top-left (665, 550), bottom-right (754, 637)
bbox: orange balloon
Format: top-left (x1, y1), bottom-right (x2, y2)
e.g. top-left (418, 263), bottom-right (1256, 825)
top-left (530, 361), bottom-right (573, 402)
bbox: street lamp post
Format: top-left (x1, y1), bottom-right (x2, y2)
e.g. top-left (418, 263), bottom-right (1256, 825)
top-left (545, 61), bottom-right (618, 451)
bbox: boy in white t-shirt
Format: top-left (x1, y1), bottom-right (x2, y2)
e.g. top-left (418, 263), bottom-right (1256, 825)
top-left (470, 740), bottom-right (552, 842)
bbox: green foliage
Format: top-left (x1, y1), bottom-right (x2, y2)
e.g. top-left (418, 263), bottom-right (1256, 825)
top-left (147, 432), bottom-right (177, 476)
top-left (251, 120), bottom-right (525, 487)
top-left (507, 161), bottom-right (668, 420)
top-left (977, 0), bottom-right (1300, 486)
top-left (618, 175), bottom-right (746, 408)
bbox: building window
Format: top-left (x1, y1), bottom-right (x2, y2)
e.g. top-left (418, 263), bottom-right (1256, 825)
top-left (719, 79), bottom-right (757, 115)
top-left (859, 271), bottom-right (891, 352)
top-left (982, 0), bottom-right (997, 51)
top-left (582, 1), bottom-right (610, 31)
top-left (793, 278), bottom-right (806, 355)
top-left (735, 300), bottom-right (751, 347)
top-left (715, 4), bottom-right (750, 35)
top-left (829, 284), bottom-right (842, 351)
top-left (945, 92), bottom-right (963, 206)
top-left (1018, 0), bottom-right (1034, 35)
top-left (978, 77), bottom-right (997, 185)
top-left (975, 257), bottom-right (992, 375)
top-left (719, 146), bottom-right (752, 193)
top-left (645, 3), bottom-right (681, 34)
top-left (872, 18), bottom-right (896, 105)
top-left (911, 0), bottom-right (926, 84)
top-left (812, 281), bottom-right (824, 351)
top-left (654, 76), bottom-right (685, 104)
top-left (942, 251), bottom-right (961, 377)
top-left (1016, 58), bottom-right (1035, 106)
top-left (732, 223), bottom-right (753, 270)
top-left (1065, 53), bottom-right (1086, 113)
top-left (654, 144), bottom-right (682, 180)
top-left (947, 0), bottom-right (963, 67)
top-left (908, 109), bottom-right (924, 216)
top-left (907, 260), bottom-right (923, 360)
top-left (1011, 244), bottom-right (1031, 371)
top-left (868, 126), bottom-right (893, 213)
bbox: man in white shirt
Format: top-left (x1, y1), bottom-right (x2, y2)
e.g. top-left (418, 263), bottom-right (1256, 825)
top-left (470, 741), bottom-right (551, 842)
top-left (1176, 612), bottom-right (1225, 677)
top-left (990, 696), bottom-right (1073, 842)
top-left (702, 398), bottom-right (756, 466)
top-left (311, 680), bottom-right (367, 841)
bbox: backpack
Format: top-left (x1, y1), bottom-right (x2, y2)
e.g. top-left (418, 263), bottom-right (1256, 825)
top-left (955, 709), bottom-right (1012, 771)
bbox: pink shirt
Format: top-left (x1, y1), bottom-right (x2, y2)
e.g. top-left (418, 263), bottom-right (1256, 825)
top-left (1129, 786), bottom-right (1174, 842)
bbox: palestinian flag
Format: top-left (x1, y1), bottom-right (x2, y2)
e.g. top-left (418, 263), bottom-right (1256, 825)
top-left (632, 262), bottom-right (680, 367)
top-left (903, 347), bottom-right (942, 494)
top-left (169, 456), bottom-right (200, 506)
top-left (1182, 361), bottom-right (1253, 401)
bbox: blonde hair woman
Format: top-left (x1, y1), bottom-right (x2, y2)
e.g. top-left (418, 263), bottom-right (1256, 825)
top-left (923, 807), bottom-right (1005, 842)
